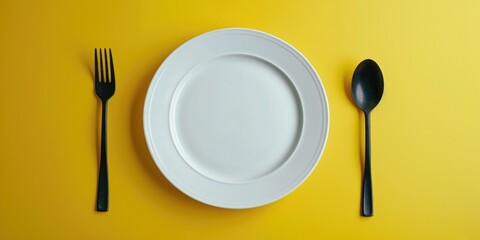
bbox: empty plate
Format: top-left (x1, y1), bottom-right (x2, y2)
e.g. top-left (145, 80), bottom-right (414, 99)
top-left (144, 28), bottom-right (329, 208)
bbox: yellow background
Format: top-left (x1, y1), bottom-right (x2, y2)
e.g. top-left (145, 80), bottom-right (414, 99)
top-left (1, 0), bottom-right (479, 239)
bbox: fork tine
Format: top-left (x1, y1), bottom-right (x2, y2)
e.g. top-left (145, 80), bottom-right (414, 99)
top-left (99, 49), bottom-right (104, 82)
top-left (94, 49), bottom-right (99, 82)
top-left (109, 49), bottom-right (115, 84)
top-left (104, 48), bottom-right (109, 83)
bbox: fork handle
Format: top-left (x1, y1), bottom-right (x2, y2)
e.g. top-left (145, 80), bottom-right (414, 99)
top-left (96, 100), bottom-right (109, 212)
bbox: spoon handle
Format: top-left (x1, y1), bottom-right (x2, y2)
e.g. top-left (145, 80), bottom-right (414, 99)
top-left (362, 112), bottom-right (373, 217)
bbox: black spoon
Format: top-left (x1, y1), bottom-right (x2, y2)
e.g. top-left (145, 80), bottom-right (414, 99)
top-left (351, 59), bottom-right (384, 217)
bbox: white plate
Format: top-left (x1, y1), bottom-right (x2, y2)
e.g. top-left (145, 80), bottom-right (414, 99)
top-left (144, 28), bottom-right (329, 209)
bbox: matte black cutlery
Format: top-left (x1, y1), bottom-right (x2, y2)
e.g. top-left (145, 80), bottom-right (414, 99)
top-left (351, 59), bottom-right (384, 217)
top-left (94, 48), bottom-right (116, 212)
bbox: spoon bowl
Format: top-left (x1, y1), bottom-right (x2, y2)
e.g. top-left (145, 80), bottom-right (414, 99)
top-left (352, 59), bottom-right (384, 113)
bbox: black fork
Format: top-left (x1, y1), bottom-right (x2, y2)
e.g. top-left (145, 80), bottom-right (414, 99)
top-left (94, 48), bottom-right (115, 212)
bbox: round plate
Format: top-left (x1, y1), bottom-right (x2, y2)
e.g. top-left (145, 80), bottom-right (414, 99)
top-left (144, 28), bottom-right (329, 209)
